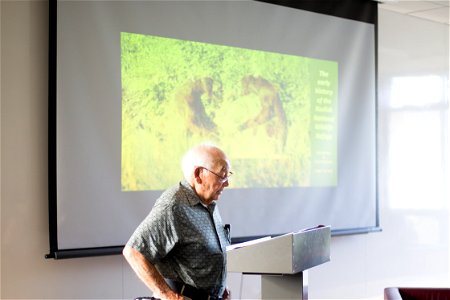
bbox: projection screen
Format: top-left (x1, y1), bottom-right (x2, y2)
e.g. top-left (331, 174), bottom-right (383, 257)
top-left (47, 0), bottom-right (379, 259)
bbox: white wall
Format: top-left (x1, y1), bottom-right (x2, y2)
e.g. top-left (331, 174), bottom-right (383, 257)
top-left (1, 1), bottom-right (448, 299)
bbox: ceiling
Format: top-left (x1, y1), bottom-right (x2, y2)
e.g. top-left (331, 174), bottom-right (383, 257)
top-left (378, 0), bottom-right (450, 25)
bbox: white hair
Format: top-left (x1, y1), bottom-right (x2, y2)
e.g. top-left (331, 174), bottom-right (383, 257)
top-left (181, 142), bottom-right (218, 182)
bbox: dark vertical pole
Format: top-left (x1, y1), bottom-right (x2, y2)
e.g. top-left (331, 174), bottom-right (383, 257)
top-left (46, 0), bottom-right (58, 259)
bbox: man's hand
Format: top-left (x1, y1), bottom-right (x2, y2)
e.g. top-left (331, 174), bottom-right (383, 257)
top-left (123, 246), bottom-right (184, 300)
top-left (156, 290), bottom-right (184, 300)
top-left (222, 287), bottom-right (231, 300)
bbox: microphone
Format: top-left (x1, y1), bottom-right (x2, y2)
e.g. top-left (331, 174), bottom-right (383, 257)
top-left (224, 224), bottom-right (231, 242)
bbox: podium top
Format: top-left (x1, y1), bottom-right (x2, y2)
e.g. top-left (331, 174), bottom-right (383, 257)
top-left (226, 226), bottom-right (330, 274)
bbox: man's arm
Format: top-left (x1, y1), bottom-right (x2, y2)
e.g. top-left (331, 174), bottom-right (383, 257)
top-left (123, 245), bottom-right (183, 300)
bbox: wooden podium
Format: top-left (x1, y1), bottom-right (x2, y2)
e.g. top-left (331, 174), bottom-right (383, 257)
top-left (227, 226), bottom-right (331, 300)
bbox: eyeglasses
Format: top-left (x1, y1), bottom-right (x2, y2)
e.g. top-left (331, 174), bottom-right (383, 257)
top-left (201, 167), bottom-right (233, 183)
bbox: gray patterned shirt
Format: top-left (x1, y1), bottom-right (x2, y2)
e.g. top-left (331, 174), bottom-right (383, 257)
top-left (126, 180), bottom-right (229, 297)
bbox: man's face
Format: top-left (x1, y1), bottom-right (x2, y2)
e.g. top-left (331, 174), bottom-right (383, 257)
top-left (198, 164), bottom-right (231, 205)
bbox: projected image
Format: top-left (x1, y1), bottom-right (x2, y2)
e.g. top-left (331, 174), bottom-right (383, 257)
top-left (121, 32), bottom-right (337, 191)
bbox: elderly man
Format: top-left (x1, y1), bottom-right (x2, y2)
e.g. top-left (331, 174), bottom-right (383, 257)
top-left (123, 143), bottom-right (232, 300)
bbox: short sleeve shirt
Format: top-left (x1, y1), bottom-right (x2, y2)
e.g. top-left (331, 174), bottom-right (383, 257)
top-left (126, 180), bottom-right (229, 297)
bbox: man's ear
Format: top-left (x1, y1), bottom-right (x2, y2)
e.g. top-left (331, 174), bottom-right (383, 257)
top-left (194, 167), bottom-right (202, 183)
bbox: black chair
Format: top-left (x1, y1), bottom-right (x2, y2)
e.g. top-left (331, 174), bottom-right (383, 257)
top-left (384, 287), bottom-right (450, 300)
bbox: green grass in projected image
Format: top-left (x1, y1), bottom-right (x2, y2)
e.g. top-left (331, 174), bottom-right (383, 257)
top-left (121, 32), bottom-right (338, 191)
